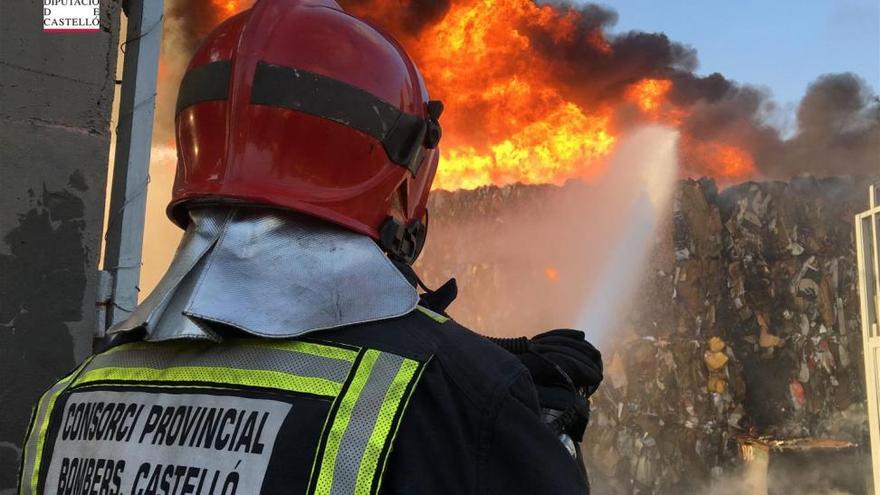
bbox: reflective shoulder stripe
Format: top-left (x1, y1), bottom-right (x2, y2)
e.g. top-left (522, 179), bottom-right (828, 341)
top-left (312, 350), bottom-right (426, 495)
top-left (359, 357), bottom-right (424, 493)
top-left (416, 305), bottom-right (449, 324)
top-left (19, 357), bottom-right (93, 495)
top-left (76, 367), bottom-right (345, 396)
top-left (99, 338), bottom-right (358, 363)
top-left (242, 338), bottom-right (359, 363)
top-left (74, 339), bottom-right (355, 396)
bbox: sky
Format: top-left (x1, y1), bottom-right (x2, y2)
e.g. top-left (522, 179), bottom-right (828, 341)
top-left (601, 0), bottom-right (880, 129)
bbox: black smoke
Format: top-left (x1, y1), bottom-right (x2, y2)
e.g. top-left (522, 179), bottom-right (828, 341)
top-left (158, 0), bottom-right (879, 179)
top-left (342, 0), bottom-right (878, 178)
top-left (766, 73), bottom-right (880, 176)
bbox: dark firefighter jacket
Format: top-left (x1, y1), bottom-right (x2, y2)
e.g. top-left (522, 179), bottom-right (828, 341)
top-left (19, 307), bottom-right (588, 495)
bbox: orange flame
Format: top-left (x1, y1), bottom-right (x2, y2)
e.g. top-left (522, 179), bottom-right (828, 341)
top-left (587, 29), bottom-right (612, 55)
top-left (626, 79), bottom-right (672, 115)
top-left (683, 140), bottom-right (757, 181)
top-left (191, 0), bottom-right (760, 190)
top-left (544, 266), bottom-right (560, 281)
top-left (211, 0), bottom-right (245, 16)
top-left (412, 0), bottom-right (618, 190)
top-left (712, 144), bottom-right (757, 179)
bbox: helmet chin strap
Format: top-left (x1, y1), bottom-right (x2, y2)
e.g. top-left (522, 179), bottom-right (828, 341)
top-left (378, 204), bottom-right (431, 265)
top-left (388, 257), bottom-right (458, 315)
top-left (378, 217), bottom-right (426, 265)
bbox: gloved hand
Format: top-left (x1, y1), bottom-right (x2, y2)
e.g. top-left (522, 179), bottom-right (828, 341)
top-left (519, 329), bottom-right (603, 396)
top-left (488, 330), bottom-right (603, 441)
top-left (488, 329), bottom-right (601, 491)
top-left (488, 329), bottom-right (602, 491)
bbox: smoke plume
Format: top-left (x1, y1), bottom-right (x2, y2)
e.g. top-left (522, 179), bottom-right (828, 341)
top-left (153, 0), bottom-right (878, 181)
top-left (766, 73), bottom-right (880, 176)
top-left (345, 0), bottom-right (878, 179)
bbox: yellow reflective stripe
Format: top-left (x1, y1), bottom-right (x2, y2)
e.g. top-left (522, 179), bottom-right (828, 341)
top-left (354, 358), bottom-right (420, 495)
top-left (23, 389), bottom-right (55, 495)
top-left (374, 358), bottom-right (428, 493)
top-left (71, 382), bottom-right (241, 393)
top-left (24, 359), bottom-right (91, 494)
top-left (314, 349), bottom-right (380, 495)
top-left (74, 366), bottom-right (343, 396)
top-left (102, 338), bottom-right (358, 362)
top-left (243, 339), bottom-right (358, 363)
top-left (416, 305), bottom-right (449, 324)
top-left (89, 342), bottom-right (353, 385)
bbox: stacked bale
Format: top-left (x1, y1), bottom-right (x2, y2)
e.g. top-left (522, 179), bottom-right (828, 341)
top-left (417, 176), bottom-right (875, 493)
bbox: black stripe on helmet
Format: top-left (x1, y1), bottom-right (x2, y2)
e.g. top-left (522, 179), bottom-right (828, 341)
top-left (251, 62), bottom-right (436, 174)
top-left (175, 60), bottom-right (441, 175)
top-left (175, 60), bottom-right (232, 114)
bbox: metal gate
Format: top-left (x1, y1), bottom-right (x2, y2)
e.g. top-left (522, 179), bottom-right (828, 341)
top-left (856, 182), bottom-right (880, 494)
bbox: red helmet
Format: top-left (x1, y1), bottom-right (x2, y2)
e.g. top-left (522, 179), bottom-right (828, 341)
top-left (169, 0), bottom-right (442, 263)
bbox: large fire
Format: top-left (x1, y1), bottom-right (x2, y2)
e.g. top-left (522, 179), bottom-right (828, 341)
top-left (682, 138), bottom-right (758, 181)
top-left (403, 0), bottom-right (617, 190)
top-left (626, 79), bottom-right (673, 116)
top-left (160, 0), bottom-right (762, 191)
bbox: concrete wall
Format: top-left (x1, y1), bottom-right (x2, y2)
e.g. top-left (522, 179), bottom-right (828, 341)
top-left (0, 1), bottom-right (120, 490)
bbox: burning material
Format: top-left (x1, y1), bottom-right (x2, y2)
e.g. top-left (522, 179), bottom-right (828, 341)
top-left (738, 440), bottom-right (770, 495)
top-left (389, 0), bottom-right (619, 190)
top-left (154, 0), bottom-right (880, 196)
top-left (682, 139), bottom-right (757, 182)
top-left (625, 79), bottom-right (674, 116)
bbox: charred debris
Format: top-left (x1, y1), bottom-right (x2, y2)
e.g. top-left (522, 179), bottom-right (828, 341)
top-left (418, 176), bottom-right (877, 494)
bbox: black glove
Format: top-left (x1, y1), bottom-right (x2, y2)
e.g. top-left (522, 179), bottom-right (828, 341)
top-left (488, 329), bottom-right (602, 435)
top-left (520, 329), bottom-right (603, 397)
top-left (490, 329), bottom-right (603, 397)
top-left (489, 330), bottom-right (602, 489)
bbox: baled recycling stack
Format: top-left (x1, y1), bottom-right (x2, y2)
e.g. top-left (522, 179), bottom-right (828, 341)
top-left (416, 176), bottom-right (877, 494)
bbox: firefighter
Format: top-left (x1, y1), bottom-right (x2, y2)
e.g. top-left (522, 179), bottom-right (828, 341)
top-left (18, 0), bottom-right (602, 493)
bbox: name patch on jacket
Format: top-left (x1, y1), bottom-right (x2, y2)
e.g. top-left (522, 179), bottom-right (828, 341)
top-left (19, 339), bottom-right (428, 495)
top-left (43, 389), bottom-right (291, 495)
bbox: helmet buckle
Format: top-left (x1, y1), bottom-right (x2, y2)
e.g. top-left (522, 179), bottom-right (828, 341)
top-left (379, 217), bottom-right (427, 265)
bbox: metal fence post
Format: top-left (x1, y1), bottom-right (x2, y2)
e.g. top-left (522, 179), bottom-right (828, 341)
top-left (101, 0), bottom-right (164, 333)
top-left (855, 182), bottom-right (880, 494)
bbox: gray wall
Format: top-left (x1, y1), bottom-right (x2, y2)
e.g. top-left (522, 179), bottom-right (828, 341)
top-left (0, 1), bottom-right (120, 489)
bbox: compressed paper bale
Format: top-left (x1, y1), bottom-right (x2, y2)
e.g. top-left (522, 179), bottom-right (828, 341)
top-left (708, 375), bottom-right (728, 394)
top-left (434, 177), bottom-right (876, 493)
top-left (704, 350), bottom-right (729, 370)
top-left (708, 336), bottom-right (726, 352)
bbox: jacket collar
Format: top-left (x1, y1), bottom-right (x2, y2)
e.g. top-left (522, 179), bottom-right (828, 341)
top-left (109, 208), bottom-right (418, 342)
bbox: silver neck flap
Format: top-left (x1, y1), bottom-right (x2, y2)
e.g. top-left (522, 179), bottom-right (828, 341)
top-left (109, 208), bottom-right (419, 342)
